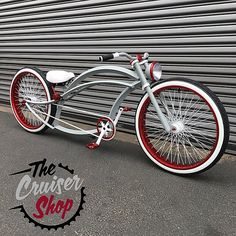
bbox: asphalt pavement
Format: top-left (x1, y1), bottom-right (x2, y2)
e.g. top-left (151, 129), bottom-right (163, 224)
top-left (0, 110), bottom-right (235, 236)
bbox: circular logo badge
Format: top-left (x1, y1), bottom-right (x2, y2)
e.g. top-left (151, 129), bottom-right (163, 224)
top-left (10, 159), bottom-right (86, 230)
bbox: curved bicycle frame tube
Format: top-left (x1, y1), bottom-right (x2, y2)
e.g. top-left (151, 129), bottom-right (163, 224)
top-left (53, 66), bottom-right (141, 135)
top-left (63, 65), bottom-right (139, 94)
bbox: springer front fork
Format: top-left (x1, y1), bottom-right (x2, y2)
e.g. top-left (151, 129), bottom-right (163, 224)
top-left (133, 61), bottom-right (172, 133)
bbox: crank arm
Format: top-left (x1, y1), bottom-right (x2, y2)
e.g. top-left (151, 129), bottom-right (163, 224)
top-left (86, 121), bottom-right (109, 150)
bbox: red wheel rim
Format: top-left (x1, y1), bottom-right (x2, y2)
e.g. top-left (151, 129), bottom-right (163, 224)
top-left (138, 85), bottom-right (219, 170)
top-left (11, 72), bottom-right (49, 130)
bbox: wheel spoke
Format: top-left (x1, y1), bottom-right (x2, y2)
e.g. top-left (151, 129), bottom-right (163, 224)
top-left (11, 71), bottom-right (50, 130)
top-left (137, 81), bottom-right (220, 171)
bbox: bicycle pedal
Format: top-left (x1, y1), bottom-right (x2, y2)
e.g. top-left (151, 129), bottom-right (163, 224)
top-left (123, 106), bottom-right (132, 112)
top-left (86, 142), bottom-right (100, 150)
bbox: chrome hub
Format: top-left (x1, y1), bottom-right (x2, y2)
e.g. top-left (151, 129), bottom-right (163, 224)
top-left (171, 120), bottom-right (185, 134)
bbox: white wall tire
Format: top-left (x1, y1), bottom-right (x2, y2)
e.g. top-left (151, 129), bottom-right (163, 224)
top-left (135, 78), bottom-right (229, 174)
top-left (10, 67), bottom-right (56, 133)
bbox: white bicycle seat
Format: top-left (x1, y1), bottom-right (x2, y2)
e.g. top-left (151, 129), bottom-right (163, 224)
top-left (46, 70), bottom-right (75, 84)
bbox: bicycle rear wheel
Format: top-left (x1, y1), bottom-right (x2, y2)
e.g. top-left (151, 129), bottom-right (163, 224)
top-left (135, 78), bottom-right (229, 174)
top-left (10, 67), bottom-right (56, 133)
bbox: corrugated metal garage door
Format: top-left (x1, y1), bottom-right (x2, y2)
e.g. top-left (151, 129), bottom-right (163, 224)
top-left (0, 0), bottom-right (235, 153)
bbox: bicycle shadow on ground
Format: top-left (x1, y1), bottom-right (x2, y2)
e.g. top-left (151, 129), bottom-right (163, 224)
top-left (47, 128), bottom-right (153, 165)
top-left (47, 129), bottom-right (236, 185)
top-left (6, 111), bottom-right (235, 186)
top-left (174, 159), bottom-right (236, 186)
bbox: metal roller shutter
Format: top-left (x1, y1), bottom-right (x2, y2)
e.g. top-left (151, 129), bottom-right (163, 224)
top-left (0, 0), bottom-right (235, 153)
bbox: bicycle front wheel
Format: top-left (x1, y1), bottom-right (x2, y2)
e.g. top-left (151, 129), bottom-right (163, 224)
top-left (135, 78), bottom-right (229, 174)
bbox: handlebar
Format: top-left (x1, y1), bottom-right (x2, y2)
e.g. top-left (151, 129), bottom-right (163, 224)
top-left (99, 53), bottom-right (115, 62)
top-left (98, 52), bottom-right (135, 62)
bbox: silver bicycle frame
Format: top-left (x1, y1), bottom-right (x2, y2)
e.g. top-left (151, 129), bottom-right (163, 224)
top-left (26, 61), bottom-right (171, 136)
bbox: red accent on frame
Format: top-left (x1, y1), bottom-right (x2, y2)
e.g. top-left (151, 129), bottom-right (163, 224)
top-left (51, 86), bottom-right (61, 101)
top-left (123, 107), bottom-right (132, 112)
top-left (136, 54), bottom-right (143, 62)
top-left (52, 92), bottom-right (61, 101)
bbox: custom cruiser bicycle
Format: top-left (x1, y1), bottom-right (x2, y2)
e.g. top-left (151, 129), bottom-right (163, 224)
top-left (10, 52), bottom-right (229, 174)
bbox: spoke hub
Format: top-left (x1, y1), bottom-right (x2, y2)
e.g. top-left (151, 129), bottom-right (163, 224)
top-left (171, 120), bottom-right (185, 134)
top-left (29, 96), bottom-right (38, 102)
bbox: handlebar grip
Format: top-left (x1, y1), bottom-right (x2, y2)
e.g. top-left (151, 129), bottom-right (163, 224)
top-left (99, 54), bottom-right (114, 62)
